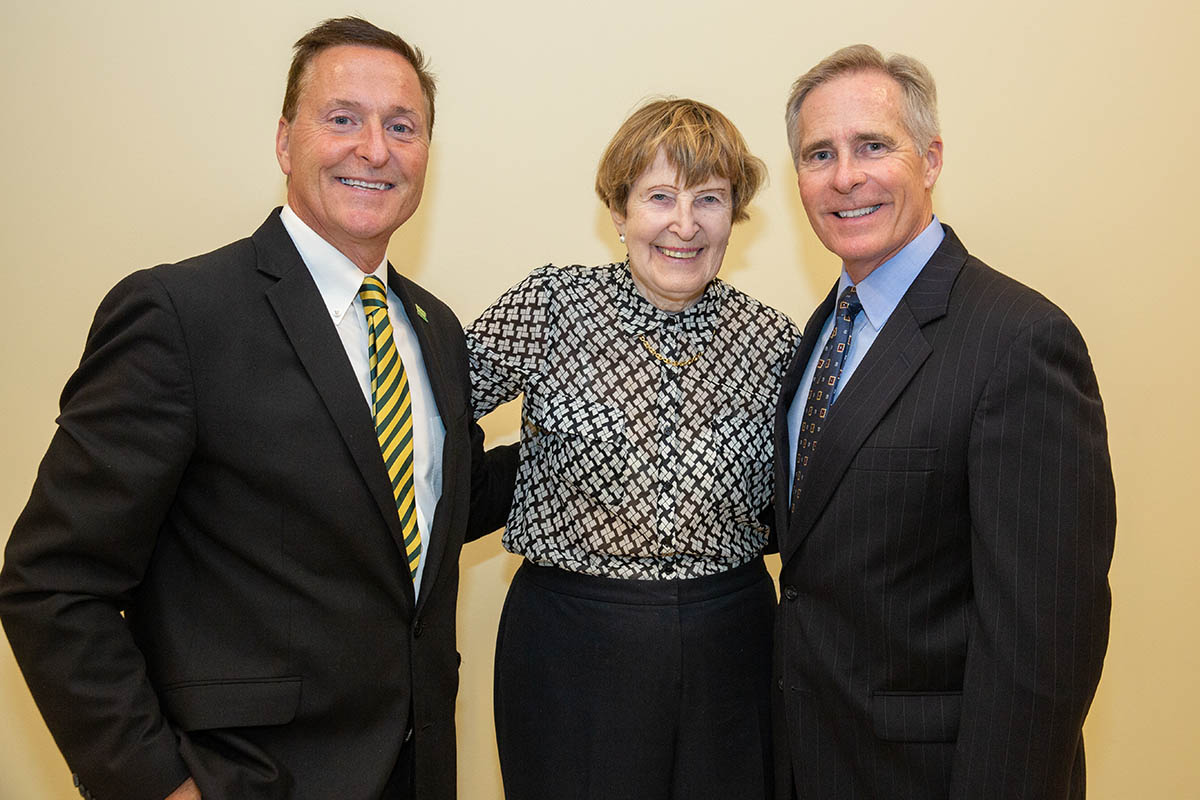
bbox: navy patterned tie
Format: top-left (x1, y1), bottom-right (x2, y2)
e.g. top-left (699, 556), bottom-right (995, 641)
top-left (792, 285), bottom-right (863, 503)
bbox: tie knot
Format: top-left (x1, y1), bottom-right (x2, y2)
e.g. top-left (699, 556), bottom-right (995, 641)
top-left (837, 285), bottom-right (862, 320)
top-left (360, 276), bottom-right (388, 317)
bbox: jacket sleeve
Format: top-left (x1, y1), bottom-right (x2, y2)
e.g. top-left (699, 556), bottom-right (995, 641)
top-left (0, 269), bottom-right (195, 800)
top-left (952, 310), bottom-right (1116, 797)
top-left (464, 429), bottom-right (519, 541)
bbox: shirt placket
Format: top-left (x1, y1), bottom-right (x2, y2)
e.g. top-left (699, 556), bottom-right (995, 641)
top-left (653, 315), bottom-right (686, 576)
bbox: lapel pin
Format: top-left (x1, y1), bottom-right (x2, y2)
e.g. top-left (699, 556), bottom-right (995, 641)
top-left (415, 304), bottom-right (428, 322)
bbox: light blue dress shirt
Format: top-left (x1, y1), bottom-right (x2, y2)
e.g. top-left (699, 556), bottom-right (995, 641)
top-left (786, 217), bottom-right (945, 492)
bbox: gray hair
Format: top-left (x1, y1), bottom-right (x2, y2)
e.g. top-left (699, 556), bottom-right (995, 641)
top-left (785, 44), bottom-right (939, 164)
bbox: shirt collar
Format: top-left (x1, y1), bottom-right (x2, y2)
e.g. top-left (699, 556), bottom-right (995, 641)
top-left (838, 215), bottom-right (944, 332)
top-left (613, 260), bottom-right (727, 340)
top-left (280, 204), bottom-right (389, 322)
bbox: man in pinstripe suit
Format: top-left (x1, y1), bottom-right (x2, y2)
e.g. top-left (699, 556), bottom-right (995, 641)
top-left (773, 45), bottom-right (1116, 799)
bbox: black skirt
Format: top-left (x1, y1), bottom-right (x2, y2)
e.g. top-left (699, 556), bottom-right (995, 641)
top-left (494, 556), bottom-right (775, 800)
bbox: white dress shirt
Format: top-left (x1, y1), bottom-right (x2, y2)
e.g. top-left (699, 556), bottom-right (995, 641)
top-left (280, 205), bottom-right (445, 596)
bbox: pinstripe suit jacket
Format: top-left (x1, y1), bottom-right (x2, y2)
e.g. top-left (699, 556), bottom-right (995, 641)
top-left (772, 225), bottom-right (1115, 799)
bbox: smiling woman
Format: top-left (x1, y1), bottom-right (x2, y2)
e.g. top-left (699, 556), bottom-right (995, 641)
top-left (465, 98), bottom-right (800, 800)
top-left (610, 151), bottom-right (732, 311)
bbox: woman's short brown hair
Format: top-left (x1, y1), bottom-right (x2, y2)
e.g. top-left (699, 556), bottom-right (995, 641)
top-left (595, 98), bottom-right (765, 223)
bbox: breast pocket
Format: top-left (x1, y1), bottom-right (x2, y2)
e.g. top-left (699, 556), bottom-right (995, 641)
top-left (700, 412), bottom-right (772, 522)
top-left (526, 393), bottom-right (627, 507)
top-left (850, 446), bottom-right (939, 472)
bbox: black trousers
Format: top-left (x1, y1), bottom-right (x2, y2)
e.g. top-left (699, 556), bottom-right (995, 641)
top-left (494, 557), bottom-right (775, 800)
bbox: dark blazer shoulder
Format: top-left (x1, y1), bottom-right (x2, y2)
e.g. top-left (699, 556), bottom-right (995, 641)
top-left (947, 225), bottom-right (1063, 306)
top-left (915, 224), bottom-right (1081, 342)
top-left (117, 209), bottom-right (297, 308)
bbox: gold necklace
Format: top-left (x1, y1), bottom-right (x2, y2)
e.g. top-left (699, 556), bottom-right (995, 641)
top-left (637, 334), bottom-right (702, 367)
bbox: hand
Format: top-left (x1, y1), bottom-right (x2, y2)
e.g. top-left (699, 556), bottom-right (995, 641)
top-left (165, 777), bottom-right (201, 800)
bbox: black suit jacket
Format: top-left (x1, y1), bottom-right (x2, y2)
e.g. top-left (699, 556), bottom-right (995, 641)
top-left (772, 225), bottom-right (1115, 799)
top-left (0, 210), bottom-right (516, 800)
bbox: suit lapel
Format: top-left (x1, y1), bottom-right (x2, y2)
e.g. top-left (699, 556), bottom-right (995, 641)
top-left (255, 213), bottom-right (417, 608)
top-left (780, 225), bottom-right (969, 565)
top-left (781, 303), bottom-right (931, 563)
top-left (388, 267), bottom-right (458, 422)
top-left (387, 267), bottom-right (462, 607)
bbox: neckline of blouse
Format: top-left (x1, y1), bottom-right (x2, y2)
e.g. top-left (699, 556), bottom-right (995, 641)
top-left (611, 260), bottom-right (726, 342)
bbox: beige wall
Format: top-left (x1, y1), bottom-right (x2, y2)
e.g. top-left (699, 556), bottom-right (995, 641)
top-left (2, 1), bottom-right (1195, 797)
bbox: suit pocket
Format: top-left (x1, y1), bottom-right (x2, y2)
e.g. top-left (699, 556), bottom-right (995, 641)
top-left (851, 446), bottom-right (938, 472)
top-left (161, 677), bottom-right (303, 731)
top-left (870, 690), bottom-right (961, 742)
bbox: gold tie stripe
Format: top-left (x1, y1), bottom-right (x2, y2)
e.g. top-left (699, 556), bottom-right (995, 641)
top-left (359, 276), bottom-right (421, 579)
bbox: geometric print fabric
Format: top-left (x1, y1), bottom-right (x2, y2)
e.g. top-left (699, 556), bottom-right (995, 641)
top-left (790, 285), bottom-right (862, 505)
top-left (467, 262), bottom-right (800, 580)
top-left (359, 276), bottom-right (421, 579)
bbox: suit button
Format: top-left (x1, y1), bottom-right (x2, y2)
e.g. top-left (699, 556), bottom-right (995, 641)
top-left (776, 677), bottom-right (785, 692)
top-left (783, 585), bottom-right (799, 601)
top-left (413, 619), bottom-right (424, 638)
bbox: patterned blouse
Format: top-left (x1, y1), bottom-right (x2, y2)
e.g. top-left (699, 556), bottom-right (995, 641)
top-left (467, 262), bottom-right (801, 580)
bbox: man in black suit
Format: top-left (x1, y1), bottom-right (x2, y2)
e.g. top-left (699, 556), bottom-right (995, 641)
top-left (773, 45), bottom-right (1116, 799)
top-left (0, 17), bottom-right (515, 800)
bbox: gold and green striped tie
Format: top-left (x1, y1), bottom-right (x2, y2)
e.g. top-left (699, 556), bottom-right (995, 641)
top-left (359, 276), bottom-right (421, 579)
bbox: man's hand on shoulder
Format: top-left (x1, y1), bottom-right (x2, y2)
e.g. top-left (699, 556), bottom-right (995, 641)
top-left (165, 777), bottom-right (201, 800)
